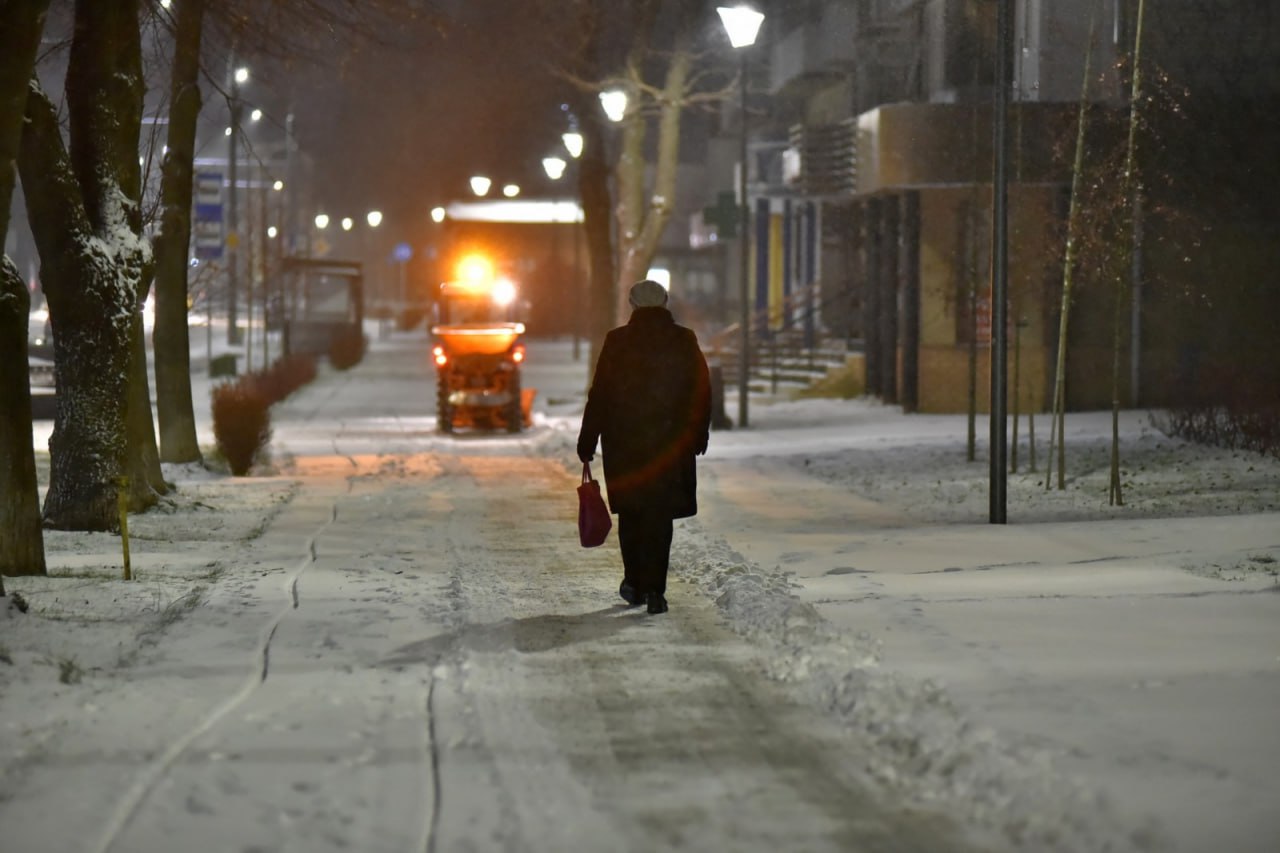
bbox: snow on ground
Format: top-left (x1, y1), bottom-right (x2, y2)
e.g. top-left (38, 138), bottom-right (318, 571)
top-left (5, 331), bottom-right (1280, 852)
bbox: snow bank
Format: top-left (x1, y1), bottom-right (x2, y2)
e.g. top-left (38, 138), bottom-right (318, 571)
top-left (671, 524), bottom-right (1151, 852)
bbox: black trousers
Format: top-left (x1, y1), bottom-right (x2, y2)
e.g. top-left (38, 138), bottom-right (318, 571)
top-left (617, 509), bottom-right (674, 596)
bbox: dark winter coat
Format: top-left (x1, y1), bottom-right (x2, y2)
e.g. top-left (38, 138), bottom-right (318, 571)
top-left (577, 307), bottom-right (711, 519)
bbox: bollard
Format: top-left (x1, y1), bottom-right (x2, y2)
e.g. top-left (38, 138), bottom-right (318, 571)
top-left (709, 364), bottom-right (734, 430)
top-left (117, 476), bottom-right (132, 581)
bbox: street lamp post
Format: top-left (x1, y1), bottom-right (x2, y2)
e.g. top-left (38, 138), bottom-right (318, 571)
top-left (226, 62), bottom-right (249, 346)
top-left (365, 208), bottom-right (382, 300)
top-left (543, 156), bottom-right (568, 345)
top-left (717, 5), bottom-right (764, 429)
top-left (563, 131), bottom-right (584, 360)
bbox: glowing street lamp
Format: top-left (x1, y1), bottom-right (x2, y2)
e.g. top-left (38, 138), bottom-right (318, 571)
top-left (542, 156), bottom-right (567, 181)
top-left (314, 213), bottom-right (329, 230)
top-left (341, 217), bottom-right (354, 231)
top-left (272, 179), bottom-right (284, 192)
top-left (562, 131), bottom-right (584, 159)
top-left (430, 206), bottom-right (446, 223)
top-left (502, 184), bottom-right (521, 198)
top-left (234, 66), bottom-right (249, 85)
top-left (717, 4), bottom-right (764, 430)
top-left (366, 210), bottom-right (383, 228)
top-left (599, 89), bottom-right (628, 123)
top-left (469, 175), bottom-right (492, 197)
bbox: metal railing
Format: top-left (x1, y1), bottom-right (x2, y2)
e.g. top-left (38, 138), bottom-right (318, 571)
top-left (704, 280), bottom-right (862, 392)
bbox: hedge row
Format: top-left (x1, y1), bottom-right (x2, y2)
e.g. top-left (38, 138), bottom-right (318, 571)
top-left (211, 354), bottom-right (318, 475)
top-left (1154, 368), bottom-right (1280, 460)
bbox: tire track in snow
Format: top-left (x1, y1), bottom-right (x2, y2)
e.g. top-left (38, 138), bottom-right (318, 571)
top-left (90, 496), bottom-right (342, 853)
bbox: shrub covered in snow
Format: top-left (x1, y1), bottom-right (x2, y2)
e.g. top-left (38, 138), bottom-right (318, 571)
top-left (1154, 367), bottom-right (1280, 460)
top-left (242, 354), bottom-right (317, 404)
top-left (210, 381), bottom-right (272, 475)
top-left (328, 327), bottom-right (366, 371)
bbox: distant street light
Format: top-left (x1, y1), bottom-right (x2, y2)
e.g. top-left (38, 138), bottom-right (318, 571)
top-left (250, 108), bottom-right (262, 122)
top-left (502, 184), bottom-right (521, 198)
top-left (366, 210), bottom-right (383, 228)
top-left (599, 89), bottom-right (628, 123)
top-left (718, 3), bottom-right (765, 430)
top-left (272, 179), bottom-right (284, 192)
top-left (430, 206), bottom-right (446, 223)
top-left (542, 156), bottom-right (567, 181)
top-left (341, 217), bottom-right (354, 231)
top-left (562, 131), bottom-right (584, 159)
top-left (469, 176), bottom-right (492, 196)
top-left (314, 213), bottom-right (330, 229)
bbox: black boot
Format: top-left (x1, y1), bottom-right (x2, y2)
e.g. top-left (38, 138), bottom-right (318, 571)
top-left (619, 581), bottom-right (642, 607)
top-left (645, 592), bottom-right (668, 615)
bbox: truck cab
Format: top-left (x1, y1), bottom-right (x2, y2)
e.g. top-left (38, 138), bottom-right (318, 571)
top-left (430, 254), bottom-right (533, 433)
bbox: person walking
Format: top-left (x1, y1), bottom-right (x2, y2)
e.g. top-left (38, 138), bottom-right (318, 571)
top-left (577, 280), bottom-right (712, 615)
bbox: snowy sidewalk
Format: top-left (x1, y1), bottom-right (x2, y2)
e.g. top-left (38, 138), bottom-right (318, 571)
top-left (10, 334), bottom-right (1279, 852)
top-left (695, 449), bottom-right (1280, 853)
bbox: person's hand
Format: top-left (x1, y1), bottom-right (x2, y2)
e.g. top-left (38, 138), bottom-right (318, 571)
top-left (578, 445), bottom-right (594, 463)
top-left (695, 441), bottom-right (708, 456)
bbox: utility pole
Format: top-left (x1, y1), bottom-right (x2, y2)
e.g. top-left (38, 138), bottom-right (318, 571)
top-left (226, 59), bottom-right (244, 345)
top-left (989, 0), bottom-right (1013, 523)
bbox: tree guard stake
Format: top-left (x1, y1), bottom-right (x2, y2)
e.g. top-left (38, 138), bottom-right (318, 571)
top-left (117, 476), bottom-right (132, 581)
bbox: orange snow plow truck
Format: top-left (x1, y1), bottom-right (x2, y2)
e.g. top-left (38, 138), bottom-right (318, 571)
top-left (431, 254), bottom-right (535, 433)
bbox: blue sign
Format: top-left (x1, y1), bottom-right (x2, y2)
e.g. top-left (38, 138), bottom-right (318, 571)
top-left (193, 171), bottom-right (223, 260)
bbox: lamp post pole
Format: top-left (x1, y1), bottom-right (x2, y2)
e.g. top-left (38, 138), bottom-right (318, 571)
top-left (736, 48), bottom-right (751, 429)
top-left (989, 0), bottom-right (1013, 523)
top-left (718, 4), bottom-right (764, 430)
top-left (226, 62), bottom-right (242, 345)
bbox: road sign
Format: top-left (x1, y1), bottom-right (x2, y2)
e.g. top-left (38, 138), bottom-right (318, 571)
top-left (193, 171), bottom-right (223, 260)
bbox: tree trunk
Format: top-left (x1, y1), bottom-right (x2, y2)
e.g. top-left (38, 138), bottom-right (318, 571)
top-left (0, 0), bottom-right (52, 576)
top-left (152, 0), bottom-right (206, 464)
top-left (0, 0), bottom-right (50, 236)
top-left (18, 0), bottom-right (148, 532)
top-left (612, 45), bottom-right (691, 324)
top-left (1109, 0), bottom-right (1146, 508)
top-left (1048, 0), bottom-right (1101, 491)
top-left (965, 197), bottom-right (979, 463)
top-left (0, 259), bottom-right (47, 577)
top-left (126, 314), bottom-right (166, 510)
top-left (21, 88), bottom-right (131, 529)
top-left (567, 3), bottom-right (620, 378)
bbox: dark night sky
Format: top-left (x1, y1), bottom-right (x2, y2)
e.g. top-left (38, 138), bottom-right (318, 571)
top-left (281, 1), bottom-right (582, 233)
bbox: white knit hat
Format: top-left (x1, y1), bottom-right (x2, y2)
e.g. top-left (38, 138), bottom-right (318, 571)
top-left (628, 279), bottom-right (669, 308)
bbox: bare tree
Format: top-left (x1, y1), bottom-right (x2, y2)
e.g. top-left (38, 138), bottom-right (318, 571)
top-left (1046, 0), bottom-right (1102, 491)
top-left (18, 0), bottom-right (150, 531)
top-left (557, 0), bottom-right (725, 369)
top-left (145, 0), bottom-right (434, 462)
top-left (610, 10), bottom-right (701, 324)
top-left (0, 0), bottom-right (51, 583)
top-left (1108, 0), bottom-right (1148, 506)
top-left (562, 2), bottom-right (619, 381)
top-left (151, 0), bottom-right (207, 465)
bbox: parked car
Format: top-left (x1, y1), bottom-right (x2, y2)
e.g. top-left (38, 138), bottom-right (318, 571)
top-left (28, 307), bottom-right (56, 419)
top-left (28, 349), bottom-right (55, 420)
